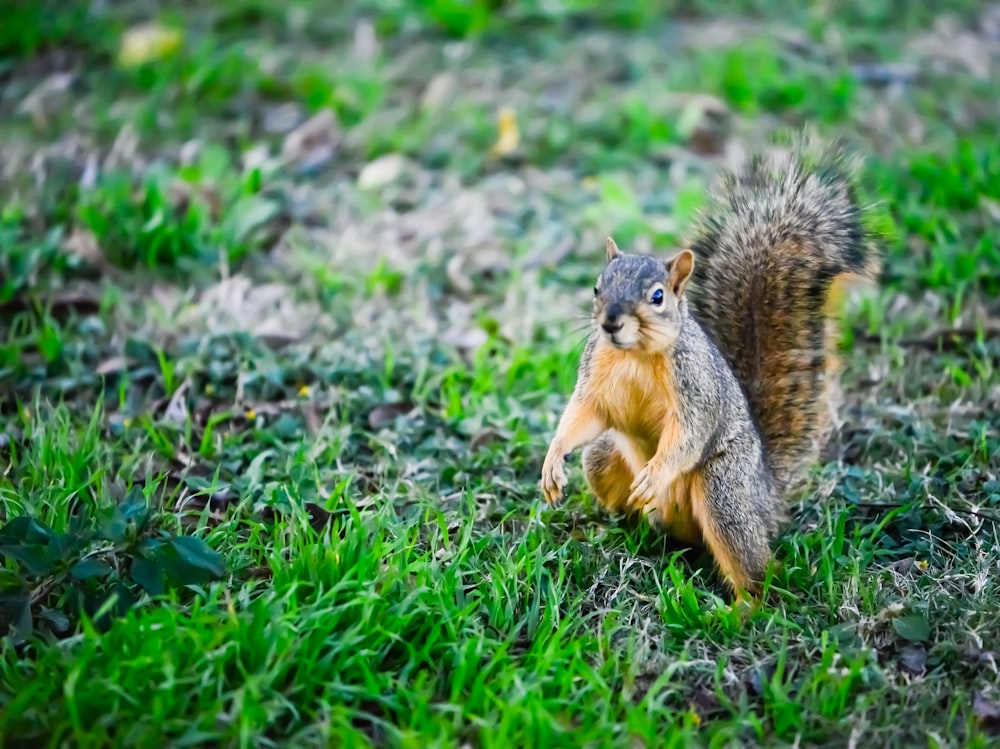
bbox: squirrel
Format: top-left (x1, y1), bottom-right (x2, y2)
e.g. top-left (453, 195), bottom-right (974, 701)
top-left (539, 137), bottom-right (882, 600)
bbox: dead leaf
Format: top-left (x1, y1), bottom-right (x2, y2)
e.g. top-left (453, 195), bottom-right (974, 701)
top-left (0, 429), bottom-right (22, 450)
top-left (168, 180), bottom-right (224, 221)
top-left (522, 234), bottom-right (575, 271)
top-left (690, 688), bottom-right (721, 718)
top-left (103, 122), bottom-right (141, 173)
top-left (176, 485), bottom-right (240, 521)
top-left (441, 326), bottom-right (489, 356)
top-left (964, 647), bottom-right (999, 670)
top-left (305, 502), bottom-right (334, 531)
top-left (263, 103), bottom-right (304, 135)
top-left (79, 153), bottom-right (99, 189)
top-left (172, 449), bottom-right (195, 469)
top-left (899, 645), bottom-right (927, 676)
top-left (302, 403), bottom-right (321, 436)
top-left (678, 19), bottom-right (770, 49)
top-left (118, 22), bottom-right (184, 68)
top-left (353, 19), bottom-right (378, 61)
top-left (208, 486), bottom-right (239, 511)
top-left (973, 692), bottom-right (1000, 731)
top-left (746, 664), bottom-right (771, 697)
top-left (95, 356), bottom-right (129, 376)
top-left (0, 291), bottom-right (100, 319)
top-left (368, 401), bottom-right (413, 430)
top-left (852, 63), bottom-right (918, 86)
top-left (244, 565), bottom-right (273, 581)
top-left (907, 25), bottom-right (995, 80)
top-left (353, 467), bottom-right (382, 496)
top-left (357, 154), bottom-right (407, 191)
top-left (445, 254), bottom-right (475, 296)
top-left (675, 94), bottom-right (730, 156)
top-left (490, 106), bottom-right (520, 157)
top-left (17, 72), bottom-right (74, 128)
top-left (164, 380), bottom-right (191, 426)
top-left (470, 427), bottom-right (503, 453)
top-left (441, 300), bottom-right (489, 355)
top-left (983, 4), bottom-right (1000, 41)
top-left (175, 275), bottom-right (324, 341)
top-left (281, 108), bottom-right (340, 168)
top-left (980, 196), bottom-right (1000, 223)
top-left (257, 332), bottom-right (309, 350)
top-left (420, 73), bottom-right (456, 113)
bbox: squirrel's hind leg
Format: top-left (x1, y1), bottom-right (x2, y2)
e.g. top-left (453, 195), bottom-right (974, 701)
top-left (690, 456), bottom-right (778, 598)
top-left (582, 431), bottom-right (643, 513)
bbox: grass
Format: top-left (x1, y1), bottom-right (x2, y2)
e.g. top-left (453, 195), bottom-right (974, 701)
top-left (2, 1), bottom-right (1000, 747)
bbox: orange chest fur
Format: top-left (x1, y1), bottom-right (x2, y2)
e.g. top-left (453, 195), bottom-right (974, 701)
top-left (587, 345), bottom-right (680, 450)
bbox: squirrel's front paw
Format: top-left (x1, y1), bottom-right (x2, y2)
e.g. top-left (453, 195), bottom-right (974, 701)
top-left (626, 464), bottom-right (661, 511)
top-left (540, 448), bottom-right (568, 504)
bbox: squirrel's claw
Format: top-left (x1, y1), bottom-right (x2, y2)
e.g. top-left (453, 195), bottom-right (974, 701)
top-left (626, 465), bottom-right (659, 511)
top-left (540, 448), bottom-right (568, 504)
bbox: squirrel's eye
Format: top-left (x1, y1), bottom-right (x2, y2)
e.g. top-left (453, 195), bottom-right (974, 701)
top-left (593, 285), bottom-right (599, 296)
top-left (651, 288), bottom-right (664, 305)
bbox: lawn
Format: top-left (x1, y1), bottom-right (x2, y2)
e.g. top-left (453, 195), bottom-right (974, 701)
top-left (2, 1), bottom-right (999, 747)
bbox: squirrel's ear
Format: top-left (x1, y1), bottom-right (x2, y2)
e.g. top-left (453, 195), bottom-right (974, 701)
top-left (605, 236), bottom-right (621, 263)
top-left (666, 249), bottom-right (695, 297)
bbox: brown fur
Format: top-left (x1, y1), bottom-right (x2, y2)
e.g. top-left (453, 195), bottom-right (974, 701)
top-left (589, 342), bottom-right (679, 449)
top-left (688, 138), bottom-right (882, 494)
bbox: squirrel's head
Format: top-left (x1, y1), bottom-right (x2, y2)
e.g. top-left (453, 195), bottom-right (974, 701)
top-left (592, 236), bottom-right (695, 352)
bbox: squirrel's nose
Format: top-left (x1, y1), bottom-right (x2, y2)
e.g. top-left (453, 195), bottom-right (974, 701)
top-left (603, 302), bottom-right (625, 334)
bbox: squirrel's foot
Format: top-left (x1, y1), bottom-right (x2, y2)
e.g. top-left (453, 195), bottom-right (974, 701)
top-left (540, 446), bottom-right (569, 504)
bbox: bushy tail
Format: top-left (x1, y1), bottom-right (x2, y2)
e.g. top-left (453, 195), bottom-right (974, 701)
top-left (687, 136), bottom-right (882, 494)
